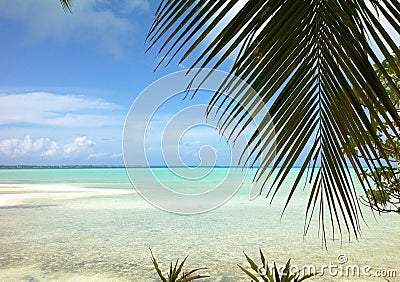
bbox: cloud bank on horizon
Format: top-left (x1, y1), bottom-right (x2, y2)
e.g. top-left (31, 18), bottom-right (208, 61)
top-left (0, 91), bottom-right (239, 166)
top-left (0, 92), bottom-right (126, 165)
top-left (0, 135), bottom-right (94, 158)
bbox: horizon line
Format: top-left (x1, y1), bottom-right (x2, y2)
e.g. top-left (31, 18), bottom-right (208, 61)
top-left (0, 164), bottom-right (339, 169)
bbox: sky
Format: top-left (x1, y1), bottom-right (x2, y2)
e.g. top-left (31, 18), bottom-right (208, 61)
top-left (0, 1), bottom-right (398, 167)
top-left (0, 0), bottom-right (247, 166)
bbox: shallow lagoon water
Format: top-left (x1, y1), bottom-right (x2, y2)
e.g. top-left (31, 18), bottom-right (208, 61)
top-left (0, 168), bottom-right (398, 281)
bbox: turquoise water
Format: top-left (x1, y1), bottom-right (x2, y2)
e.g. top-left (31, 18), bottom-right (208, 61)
top-left (0, 168), bottom-right (399, 281)
top-left (0, 168), bottom-right (132, 187)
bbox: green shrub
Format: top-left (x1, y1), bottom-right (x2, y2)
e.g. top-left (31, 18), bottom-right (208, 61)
top-left (238, 249), bottom-right (315, 282)
top-left (150, 249), bottom-right (209, 282)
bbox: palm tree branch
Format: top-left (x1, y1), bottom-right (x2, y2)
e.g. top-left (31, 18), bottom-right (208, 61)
top-left (148, 0), bottom-right (400, 241)
top-left (59, 0), bottom-right (72, 13)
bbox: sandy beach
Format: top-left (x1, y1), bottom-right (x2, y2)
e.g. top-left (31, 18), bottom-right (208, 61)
top-left (0, 183), bottom-right (134, 208)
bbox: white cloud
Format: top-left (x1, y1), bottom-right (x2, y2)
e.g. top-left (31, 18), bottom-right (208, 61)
top-left (111, 153), bottom-right (123, 158)
top-left (0, 92), bottom-right (123, 127)
top-left (63, 136), bottom-right (95, 154)
top-left (122, 0), bottom-right (150, 14)
top-left (0, 92), bottom-right (125, 165)
top-left (88, 152), bottom-right (108, 159)
top-left (0, 135), bottom-right (95, 158)
top-left (0, 0), bottom-right (150, 56)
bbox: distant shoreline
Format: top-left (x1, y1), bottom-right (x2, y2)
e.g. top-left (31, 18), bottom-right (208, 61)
top-left (0, 165), bottom-right (125, 169)
top-left (0, 165), bottom-right (261, 169)
top-left (0, 165), bottom-right (314, 169)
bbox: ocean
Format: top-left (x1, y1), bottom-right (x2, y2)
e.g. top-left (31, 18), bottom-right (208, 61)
top-left (0, 168), bottom-right (398, 281)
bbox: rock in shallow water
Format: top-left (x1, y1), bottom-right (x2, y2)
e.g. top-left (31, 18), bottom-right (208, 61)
top-left (23, 275), bottom-right (40, 282)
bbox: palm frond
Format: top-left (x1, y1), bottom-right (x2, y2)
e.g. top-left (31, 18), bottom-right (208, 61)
top-left (60, 0), bottom-right (72, 13)
top-left (148, 0), bottom-right (400, 244)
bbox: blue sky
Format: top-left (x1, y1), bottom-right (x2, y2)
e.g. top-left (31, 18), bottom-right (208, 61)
top-left (0, 0), bottom-right (247, 166)
top-left (1, 1), bottom-right (397, 167)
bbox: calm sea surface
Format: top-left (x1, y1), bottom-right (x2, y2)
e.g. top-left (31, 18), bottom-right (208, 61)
top-left (0, 168), bottom-right (398, 281)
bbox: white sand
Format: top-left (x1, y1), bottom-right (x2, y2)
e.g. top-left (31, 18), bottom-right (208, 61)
top-left (0, 184), bottom-right (134, 207)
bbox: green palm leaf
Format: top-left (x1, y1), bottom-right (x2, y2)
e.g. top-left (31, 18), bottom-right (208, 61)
top-left (148, 0), bottom-right (400, 243)
top-left (59, 0), bottom-right (72, 13)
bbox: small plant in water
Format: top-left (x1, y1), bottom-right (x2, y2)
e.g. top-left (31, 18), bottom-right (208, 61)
top-left (238, 249), bottom-right (315, 282)
top-left (150, 249), bottom-right (209, 282)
